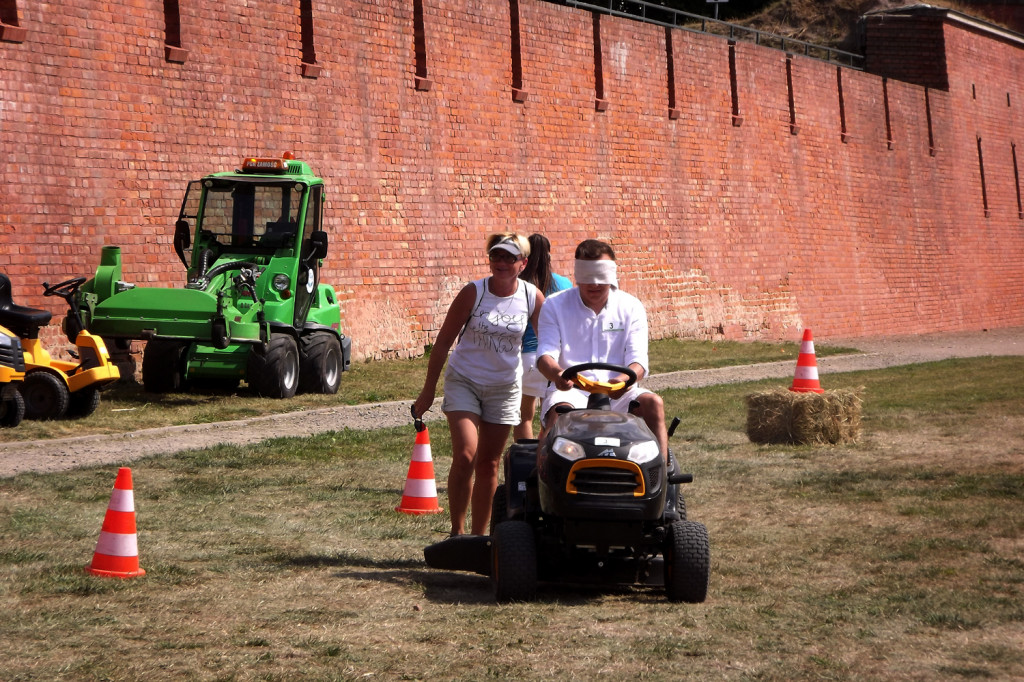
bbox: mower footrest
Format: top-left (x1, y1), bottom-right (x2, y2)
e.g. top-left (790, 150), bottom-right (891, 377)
top-left (424, 535), bottom-right (492, 576)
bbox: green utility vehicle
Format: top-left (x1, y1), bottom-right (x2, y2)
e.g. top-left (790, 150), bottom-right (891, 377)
top-left (75, 153), bottom-right (351, 399)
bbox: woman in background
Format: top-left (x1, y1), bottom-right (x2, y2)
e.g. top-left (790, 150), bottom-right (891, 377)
top-left (513, 233), bottom-right (571, 441)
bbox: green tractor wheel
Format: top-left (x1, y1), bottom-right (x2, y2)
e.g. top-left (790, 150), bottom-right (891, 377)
top-left (142, 339), bottom-right (187, 393)
top-left (299, 332), bottom-right (342, 395)
top-left (21, 371), bottom-right (70, 420)
top-left (247, 334), bottom-right (299, 399)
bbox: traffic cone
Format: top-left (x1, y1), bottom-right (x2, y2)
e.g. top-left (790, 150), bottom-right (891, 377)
top-left (396, 425), bottom-right (444, 515)
top-left (790, 328), bottom-right (825, 394)
top-left (86, 467), bottom-right (146, 578)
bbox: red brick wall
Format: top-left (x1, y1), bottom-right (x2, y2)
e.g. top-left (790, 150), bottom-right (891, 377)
top-left (1, 0), bottom-right (1022, 361)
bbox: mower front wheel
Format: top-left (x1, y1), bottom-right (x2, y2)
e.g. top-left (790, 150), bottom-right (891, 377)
top-left (664, 520), bottom-right (710, 604)
top-left (21, 371), bottom-right (70, 420)
top-left (0, 391), bottom-right (25, 427)
top-left (248, 334), bottom-right (299, 399)
top-left (492, 520), bottom-right (537, 602)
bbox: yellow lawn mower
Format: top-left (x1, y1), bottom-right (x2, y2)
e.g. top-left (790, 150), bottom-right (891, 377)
top-left (0, 274), bottom-right (120, 420)
top-left (0, 323), bottom-right (26, 428)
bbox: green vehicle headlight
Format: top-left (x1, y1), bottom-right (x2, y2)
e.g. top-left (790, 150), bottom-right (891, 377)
top-left (272, 274), bottom-right (290, 292)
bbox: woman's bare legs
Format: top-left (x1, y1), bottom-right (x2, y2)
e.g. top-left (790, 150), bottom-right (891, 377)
top-left (445, 411), bottom-right (480, 536)
top-left (470, 421), bottom-right (512, 535)
top-left (513, 395), bottom-right (537, 441)
top-left (446, 413), bottom-right (512, 535)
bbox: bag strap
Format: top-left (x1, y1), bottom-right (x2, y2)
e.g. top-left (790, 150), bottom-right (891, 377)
top-left (457, 278), bottom-right (487, 343)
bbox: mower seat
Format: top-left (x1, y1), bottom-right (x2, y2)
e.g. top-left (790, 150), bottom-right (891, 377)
top-left (0, 274), bottom-right (51, 339)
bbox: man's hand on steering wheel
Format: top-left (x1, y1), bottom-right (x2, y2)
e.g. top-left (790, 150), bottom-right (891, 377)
top-left (559, 362), bottom-right (638, 397)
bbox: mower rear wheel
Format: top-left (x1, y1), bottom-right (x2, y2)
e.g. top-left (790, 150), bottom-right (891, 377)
top-left (664, 520), bottom-right (710, 604)
top-left (298, 332), bottom-right (342, 394)
top-left (67, 387), bottom-right (101, 419)
top-left (0, 391), bottom-right (25, 428)
top-left (21, 371), bottom-right (70, 420)
top-left (247, 334), bottom-right (299, 399)
top-left (142, 339), bottom-right (186, 393)
top-left (492, 520), bottom-right (537, 602)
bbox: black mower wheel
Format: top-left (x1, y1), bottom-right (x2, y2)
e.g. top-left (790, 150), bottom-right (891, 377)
top-left (67, 387), bottom-right (101, 419)
top-left (142, 339), bottom-right (187, 393)
top-left (21, 371), bottom-right (70, 420)
top-left (247, 334), bottom-right (299, 399)
top-left (298, 332), bottom-right (342, 395)
top-left (0, 391), bottom-right (25, 428)
top-left (490, 482), bottom-right (508, 536)
top-left (664, 520), bottom-right (710, 604)
top-left (491, 520), bottom-right (537, 603)
top-left (677, 491), bottom-right (687, 521)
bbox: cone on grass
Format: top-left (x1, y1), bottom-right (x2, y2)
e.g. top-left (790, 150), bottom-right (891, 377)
top-left (790, 328), bottom-right (825, 394)
top-left (86, 467), bottom-right (145, 578)
top-left (396, 424), bottom-right (444, 515)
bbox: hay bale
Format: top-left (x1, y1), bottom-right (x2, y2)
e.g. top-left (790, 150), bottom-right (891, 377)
top-left (745, 387), bottom-right (863, 445)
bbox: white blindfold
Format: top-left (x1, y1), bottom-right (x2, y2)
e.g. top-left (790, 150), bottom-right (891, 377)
top-left (574, 259), bottom-right (618, 288)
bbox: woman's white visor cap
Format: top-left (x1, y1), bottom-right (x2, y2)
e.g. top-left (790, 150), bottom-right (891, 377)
top-left (489, 238), bottom-right (522, 259)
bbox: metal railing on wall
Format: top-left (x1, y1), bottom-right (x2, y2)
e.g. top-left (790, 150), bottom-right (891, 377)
top-left (562, 0), bottom-right (865, 70)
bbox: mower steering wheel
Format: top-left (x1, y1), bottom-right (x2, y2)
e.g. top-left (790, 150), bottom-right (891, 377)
top-left (43, 276), bottom-right (87, 300)
top-left (560, 362), bottom-right (638, 395)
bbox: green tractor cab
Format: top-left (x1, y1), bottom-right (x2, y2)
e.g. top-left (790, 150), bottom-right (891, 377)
top-left (76, 153), bottom-right (351, 398)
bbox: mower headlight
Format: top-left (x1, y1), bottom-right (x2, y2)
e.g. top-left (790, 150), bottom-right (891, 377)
top-left (627, 440), bottom-right (660, 465)
top-left (552, 437), bottom-right (585, 462)
top-left (272, 274), bottom-right (290, 292)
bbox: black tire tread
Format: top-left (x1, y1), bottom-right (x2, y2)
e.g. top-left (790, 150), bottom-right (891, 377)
top-left (0, 390), bottom-right (25, 428)
top-left (142, 339), bottom-right (186, 393)
top-left (298, 332), bottom-right (342, 395)
top-left (492, 520), bottom-right (538, 602)
top-left (665, 520), bottom-right (711, 604)
top-left (247, 334), bottom-right (300, 399)
top-left (67, 387), bottom-right (101, 418)
top-left (21, 371), bottom-right (70, 420)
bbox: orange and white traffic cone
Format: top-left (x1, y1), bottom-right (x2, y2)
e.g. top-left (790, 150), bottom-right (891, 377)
top-left (396, 424), bottom-right (444, 515)
top-left (790, 328), bottom-right (825, 394)
top-left (86, 467), bottom-right (146, 578)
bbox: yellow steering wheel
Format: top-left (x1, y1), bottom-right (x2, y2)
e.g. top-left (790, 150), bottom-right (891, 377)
top-left (560, 363), bottom-right (638, 395)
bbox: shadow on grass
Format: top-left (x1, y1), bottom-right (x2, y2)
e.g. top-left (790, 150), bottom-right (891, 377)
top-left (277, 550), bottom-right (612, 605)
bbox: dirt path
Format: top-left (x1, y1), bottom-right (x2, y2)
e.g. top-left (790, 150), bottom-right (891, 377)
top-left (2, 327), bottom-right (1021, 478)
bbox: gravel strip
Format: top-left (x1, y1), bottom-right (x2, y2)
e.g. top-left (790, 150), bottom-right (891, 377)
top-left (2, 327), bottom-right (1020, 477)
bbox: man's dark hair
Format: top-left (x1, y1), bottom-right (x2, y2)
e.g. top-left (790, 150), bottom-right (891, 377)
top-left (575, 239), bottom-right (615, 261)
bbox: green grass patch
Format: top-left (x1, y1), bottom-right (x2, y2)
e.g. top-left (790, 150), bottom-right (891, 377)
top-left (0, 357), bottom-right (1022, 678)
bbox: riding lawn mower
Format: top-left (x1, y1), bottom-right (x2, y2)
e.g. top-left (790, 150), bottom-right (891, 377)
top-left (424, 363), bottom-right (711, 603)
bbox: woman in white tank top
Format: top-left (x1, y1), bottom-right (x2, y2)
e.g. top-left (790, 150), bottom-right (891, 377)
top-left (413, 233), bottom-right (544, 537)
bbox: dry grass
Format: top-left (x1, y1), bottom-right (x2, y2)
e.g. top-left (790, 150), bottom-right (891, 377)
top-left (0, 357), bottom-right (1022, 680)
